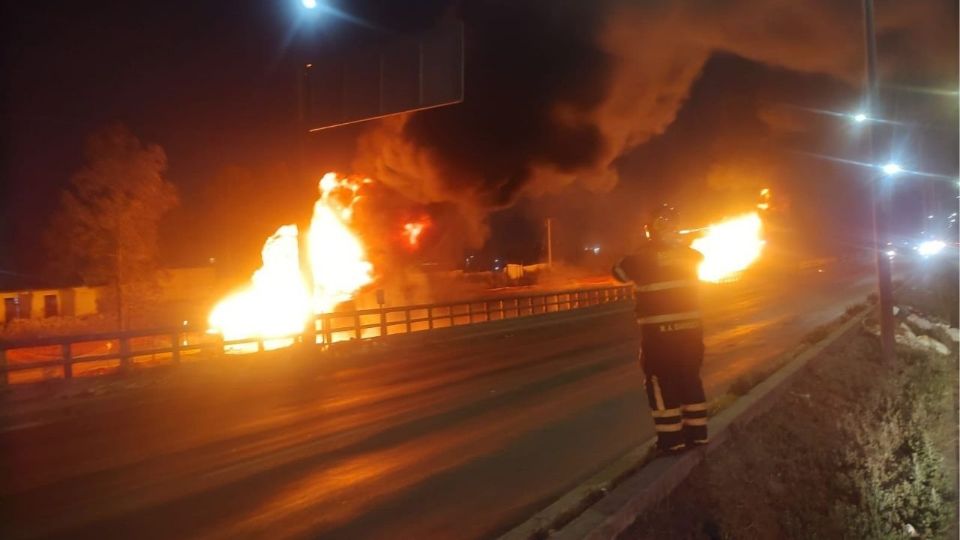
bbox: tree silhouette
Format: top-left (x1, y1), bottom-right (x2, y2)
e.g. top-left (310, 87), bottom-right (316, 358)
top-left (47, 124), bottom-right (178, 329)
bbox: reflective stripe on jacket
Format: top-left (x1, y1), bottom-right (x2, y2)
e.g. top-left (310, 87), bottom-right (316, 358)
top-left (612, 242), bottom-right (702, 325)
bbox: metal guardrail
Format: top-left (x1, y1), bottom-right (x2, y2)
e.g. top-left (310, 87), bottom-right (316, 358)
top-left (0, 285), bottom-right (633, 385)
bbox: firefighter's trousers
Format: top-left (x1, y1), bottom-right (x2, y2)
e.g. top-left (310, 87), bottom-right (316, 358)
top-left (639, 320), bottom-right (708, 451)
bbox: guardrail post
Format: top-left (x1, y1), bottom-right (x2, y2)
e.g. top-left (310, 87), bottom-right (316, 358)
top-left (449, 305), bottom-right (455, 326)
top-left (406, 309), bottom-right (412, 333)
top-left (468, 303), bottom-right (473, 324)
top-left (354, 312), bottom-right (362, 339)
top-left (62, 343), bottom-right (73, 378)
top-left (301, 319), bottom-right (314, 348)
top-left (0, 348), bottom-right (7, 385)
top-left (212, 333), bottom-right (224, 357)
top-left (322, 316), bottom-right (332, 345)
top-left (257, 337), bottom-right (265, 353)
top-left (380, 309), bottom-right (387, 338)
top-left (171, 332), bottom-right (181, 364)
top-left (119, 337), bottom-right (130, 372)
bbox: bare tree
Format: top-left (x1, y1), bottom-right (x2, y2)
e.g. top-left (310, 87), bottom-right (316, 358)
top-left (47, 124), bottom-right (178, 329)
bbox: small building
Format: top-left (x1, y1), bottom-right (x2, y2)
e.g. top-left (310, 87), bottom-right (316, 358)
top-left (1, 287), bottom-right (103, 324)
top-left (0, 267), bottom-right (217, 326)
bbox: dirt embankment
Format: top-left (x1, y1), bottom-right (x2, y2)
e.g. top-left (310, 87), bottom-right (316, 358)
top-left (621, 300), bottom-right (958, 539)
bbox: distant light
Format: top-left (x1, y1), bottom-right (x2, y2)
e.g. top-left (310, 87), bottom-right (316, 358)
top-left (182, 320), bottom-right (189, 326)
top-left (301, 0), bottom-right (318, 8)
top-left (882, 163), bottom-right (902, 175)
top-left (917, 240), bottom-right (946, 257)
top-left (885, 249), bottom-right (896, 258)
top-left (853, 113), bottom-right (868, 123)
top-left (928, 215), bottom-right (934, 219)
top-left (592, 246), bottom-right (601, 255)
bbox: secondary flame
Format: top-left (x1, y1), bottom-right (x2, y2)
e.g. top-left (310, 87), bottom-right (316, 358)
top-left (402, 219), bottom-right (428, 248)
top-left (208, 172), bottom-right (374, 351)
top-left (691, 212), bottom-right (765, 283)
top-left (757, 187), bottom-right (771, 211)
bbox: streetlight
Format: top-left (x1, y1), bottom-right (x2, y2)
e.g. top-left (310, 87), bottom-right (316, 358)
top-left (882, 162), bottom-right (902, 175)
top-left (918, 240), bottom-right (946, 257)
top-left (301, 0), bottom-right (318, 8)
top-left (853, 112), bottom-right (868, 123)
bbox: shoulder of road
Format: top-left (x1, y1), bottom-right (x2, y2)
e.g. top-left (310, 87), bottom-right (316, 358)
top-left (500, 288), bottom-right (958, 540)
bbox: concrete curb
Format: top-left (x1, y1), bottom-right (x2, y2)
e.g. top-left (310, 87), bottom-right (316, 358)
top-left (503, 308), bottom-right (870, 540)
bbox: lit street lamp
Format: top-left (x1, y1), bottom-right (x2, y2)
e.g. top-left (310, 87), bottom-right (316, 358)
top-left (881, 162), bottom-right (902, 175)
top-left (301, 0), bottom-right (318, 8)
top-left (853, 112), bottom-right (868, 123)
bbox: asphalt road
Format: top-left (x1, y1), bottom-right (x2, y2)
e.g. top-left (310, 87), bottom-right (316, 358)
top-left (0, 259), bottom-right (876, 540)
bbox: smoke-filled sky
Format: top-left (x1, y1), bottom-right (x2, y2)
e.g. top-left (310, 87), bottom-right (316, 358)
top-left (2, 0), bottom-right (957, 284)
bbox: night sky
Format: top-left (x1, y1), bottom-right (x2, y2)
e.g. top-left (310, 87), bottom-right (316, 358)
top-left (2, 0), bottom-right (957, 287)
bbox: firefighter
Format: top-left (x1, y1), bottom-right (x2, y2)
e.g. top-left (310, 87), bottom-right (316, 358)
top-left (612, 204), bottom-right (708, 454)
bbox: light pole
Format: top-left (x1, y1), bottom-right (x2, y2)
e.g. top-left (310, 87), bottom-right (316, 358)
top-left (863, 0), bottom-right (896, 363)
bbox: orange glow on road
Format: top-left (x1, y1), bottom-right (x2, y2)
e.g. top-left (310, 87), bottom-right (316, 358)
top-left (208, 173), bottom-right (374, 352)
top-left (691, 212), bottom-right (765, 283)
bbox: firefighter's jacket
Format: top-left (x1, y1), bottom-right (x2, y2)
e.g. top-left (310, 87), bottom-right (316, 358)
top-left (612, 241), bottom-right (702, 326)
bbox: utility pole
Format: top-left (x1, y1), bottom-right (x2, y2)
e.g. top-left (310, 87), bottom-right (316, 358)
top-left (863, 0), bottom-right (896, 363)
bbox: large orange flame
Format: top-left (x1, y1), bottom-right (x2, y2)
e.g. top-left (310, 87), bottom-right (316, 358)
top-left (208, 172), bottom-right (374, 352)
top-left (309, 173), bottom-right (374, 313)
top-left (691, 212), bottom-right (765, 283)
